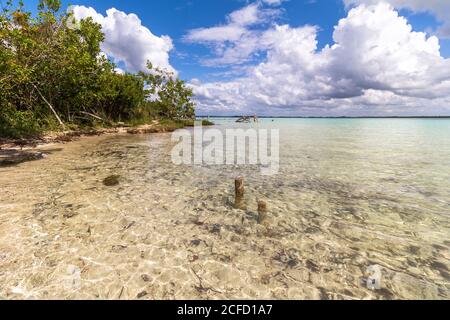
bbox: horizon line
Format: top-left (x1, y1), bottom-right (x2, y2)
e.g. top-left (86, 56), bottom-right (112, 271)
top-left (196, 115), bottom-right (450, 119)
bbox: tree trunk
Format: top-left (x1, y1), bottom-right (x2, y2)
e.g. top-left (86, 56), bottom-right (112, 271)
top-left (32, 83), bottom-right (65, 130)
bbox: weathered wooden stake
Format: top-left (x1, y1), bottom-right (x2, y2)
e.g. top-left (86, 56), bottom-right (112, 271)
top-left (257, 200), bottom-right (268, 224)
top-left (234, 177), bottom-right (245, 209)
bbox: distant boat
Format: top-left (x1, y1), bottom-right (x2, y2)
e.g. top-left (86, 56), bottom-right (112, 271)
top-left (236, 115), bottom-right (258, 123)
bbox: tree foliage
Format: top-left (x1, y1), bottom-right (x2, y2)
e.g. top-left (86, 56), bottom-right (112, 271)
top-left (140, 63), bottom-right (195, 120)
top-left (0, 0), bottom-right (195, 138)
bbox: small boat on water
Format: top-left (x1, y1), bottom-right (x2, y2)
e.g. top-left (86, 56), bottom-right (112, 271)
top-left (236, 115), bottom-right (258, 123)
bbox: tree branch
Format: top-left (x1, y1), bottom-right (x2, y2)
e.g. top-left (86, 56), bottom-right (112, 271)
top-left (31, 83), bottom-right (65, 130)
top-left (80, 111), bottom-right (105, 122)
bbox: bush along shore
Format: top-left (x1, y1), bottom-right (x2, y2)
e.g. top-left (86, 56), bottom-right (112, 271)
top-left (0, 1), bottom-right (206, 138)
top-left (0, 0), bottom-right (213, 165)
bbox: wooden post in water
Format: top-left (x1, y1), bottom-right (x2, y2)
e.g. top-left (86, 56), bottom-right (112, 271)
top-left (257, 200), bottom-right (268, 224)
top-left (235, 177), bottom-right (245, 209)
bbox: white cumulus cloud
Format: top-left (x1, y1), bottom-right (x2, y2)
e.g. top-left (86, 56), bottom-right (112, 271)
top-left (184, 2), bottom-right (284, 66)
top-left (191, 2), bottom-right (450, 116)
top-left (344, 0), bottom-right (450, 38)
top-left (70, 6), bottom-right (176, 74)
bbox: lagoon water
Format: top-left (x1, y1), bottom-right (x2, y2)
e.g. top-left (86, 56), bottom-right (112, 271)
top-left (0, 118), bottom-right (449, 299)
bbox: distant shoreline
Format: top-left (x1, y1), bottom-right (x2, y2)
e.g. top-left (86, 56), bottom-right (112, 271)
top-left (198, 116), bottom-right (450, 119)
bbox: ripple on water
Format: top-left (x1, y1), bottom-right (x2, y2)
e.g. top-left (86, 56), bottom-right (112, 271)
top-left (0, 120), bottom-right (449, 299)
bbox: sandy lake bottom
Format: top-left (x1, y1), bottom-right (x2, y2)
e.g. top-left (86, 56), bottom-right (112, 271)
top-left (0, 119), bottom-right (449, 299)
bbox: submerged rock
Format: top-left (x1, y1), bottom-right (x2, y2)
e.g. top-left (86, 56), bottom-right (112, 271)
top-left (211, 224), bottom-right (221, 234)
top-left (141, 274), bottom-right (151, 282)
top-left (103, 175), bottom-right (120, 186)
top-left (63, 210), bottom-right (78, 219)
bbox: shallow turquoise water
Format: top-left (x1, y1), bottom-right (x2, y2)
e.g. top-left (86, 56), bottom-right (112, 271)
top-left (201, 118), bottom-right (450, 298)
top-left (209, 118), bottom-right (450, 206)
top-left (0, 118), bottom-right (448, 299)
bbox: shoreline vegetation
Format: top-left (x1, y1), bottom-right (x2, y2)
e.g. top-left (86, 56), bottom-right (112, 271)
top-left (0, 1), bottom-right (206, 140)
top-left (0, 0), bottom-right (213, 166)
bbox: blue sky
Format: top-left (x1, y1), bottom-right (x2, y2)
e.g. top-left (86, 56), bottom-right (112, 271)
top-left (17, 0), bottom-right (450, 116)
top-left (20, 0), bottom-right (450, 80)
